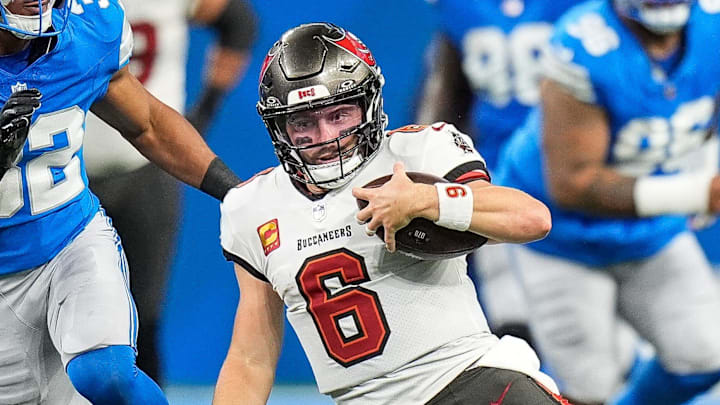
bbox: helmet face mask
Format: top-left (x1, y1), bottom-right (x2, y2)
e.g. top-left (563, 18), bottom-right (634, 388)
top-left (615, 0), bottom-right (694, 34)
top-left (257, 23), bottom-right (387, 190)
top-left (0, 0), bottom-right (71, 39)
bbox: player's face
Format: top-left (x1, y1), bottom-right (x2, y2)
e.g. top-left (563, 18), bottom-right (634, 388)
top-left (285, 103), bottom-right (363, 165)
top-left (5, 0), bottom-right (51, 16)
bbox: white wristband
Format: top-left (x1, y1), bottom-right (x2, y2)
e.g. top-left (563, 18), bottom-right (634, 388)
top-left (434, 183), bottom-right (473, 231)
top-left (633, 173), bottom-right (713, 217)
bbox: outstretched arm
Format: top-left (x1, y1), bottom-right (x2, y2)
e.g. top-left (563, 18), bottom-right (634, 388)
top-left (213, 264), bottom-right (284, 405)
top-left (542, 79), bottom-right (720, 217)
top-left (186, 0), bottom-right (257, 135)
top-left (91, 66), bottom-right (240, 200)
top-left (541, 78), bottom-right (636, 215)
top-left (353, 162), bottom-right (551, 252)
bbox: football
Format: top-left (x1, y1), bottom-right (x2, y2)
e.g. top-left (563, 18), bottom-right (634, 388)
top-left (355, 172), bottom-right (488, 260)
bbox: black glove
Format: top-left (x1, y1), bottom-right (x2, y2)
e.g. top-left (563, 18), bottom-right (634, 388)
top-left (0, 88), bottom-right (42, 178)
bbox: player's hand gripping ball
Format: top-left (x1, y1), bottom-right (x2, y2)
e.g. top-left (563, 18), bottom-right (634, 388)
top-left (355, 171), bottom-right (487, 260)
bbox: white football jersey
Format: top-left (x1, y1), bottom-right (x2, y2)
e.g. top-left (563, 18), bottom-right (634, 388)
top-left (83, 0), bottom-right (192, 176)
top-left (220, 123), bottom-right (498, 402)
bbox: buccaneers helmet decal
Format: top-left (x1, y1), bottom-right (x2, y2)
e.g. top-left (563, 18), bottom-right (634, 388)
top-left (324, 27), bottom-right (377, 68)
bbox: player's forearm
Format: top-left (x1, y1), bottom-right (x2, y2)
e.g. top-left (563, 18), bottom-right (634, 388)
top-left (94, 68), bottom-right (240, 199)
top-left (191, 48), bottom-right (249, 121)
top-left (185, 0), bottom-right (256, 135)
top-left (186, 48), bottom-right (250, 135)
top-left (193, 0), bottom-right (255, 90)
top-left (547, 165), bottom-right (637, 216)
top-left (215, 272), bottom-right (285, 405)
top-left (413, 182), bottom-right (551, 243)
top-left (213, 355), bottom-right (275, 405)
top-left (129, 102), bottom-right (216, 188)
top-left (541, 78), bottom-right (639, 216)
top-left (206, 48), bottom-right (250, 90)
top-left (466, 185), bottom-right (551, 243)
top-left (548, 162), bottom-right (718, 218)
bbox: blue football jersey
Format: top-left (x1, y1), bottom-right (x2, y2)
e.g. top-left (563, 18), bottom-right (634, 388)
top-left (0, 0), bottom-right (133, 274)
top-left (432, 0), bottom-right (580, 170)
top-left (497, 0), bottom-right (720, 266)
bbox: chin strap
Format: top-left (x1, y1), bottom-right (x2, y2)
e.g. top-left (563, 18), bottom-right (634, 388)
top-left (304, 151), bottom-right (364, 189)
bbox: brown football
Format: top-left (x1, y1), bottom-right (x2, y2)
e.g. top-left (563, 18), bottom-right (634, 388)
top-left (355, 172), bottom-right (488, 260)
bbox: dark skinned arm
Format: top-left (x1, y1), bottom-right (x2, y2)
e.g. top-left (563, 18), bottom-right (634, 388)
top-left (91, 66), bottom-right (218, 189)
top-left (416, 34), bottom-right (473, 133)
top-left (186, 0), bottom-right (256, 135)
top-left (541, 78), bottom-right (638, 216)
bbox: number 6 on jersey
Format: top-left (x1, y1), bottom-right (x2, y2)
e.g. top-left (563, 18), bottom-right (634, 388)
top-left (296, 248), bottom-right (390, 367)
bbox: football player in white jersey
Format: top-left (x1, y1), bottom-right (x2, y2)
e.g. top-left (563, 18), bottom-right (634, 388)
top-left (213, 23), bottom-right (567, 405)
top-left (82, 0), bottom-right (256, 381)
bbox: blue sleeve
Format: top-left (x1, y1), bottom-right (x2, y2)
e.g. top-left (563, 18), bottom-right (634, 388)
top-left (74, 0), bottom-right (133, 98)
top-left (542, 1), bottom-right (619, 107)
top-left (694, 2), bottom-right (720, 78)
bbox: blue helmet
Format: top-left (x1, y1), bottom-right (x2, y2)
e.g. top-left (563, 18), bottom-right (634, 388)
top-left (615, 0), bottom-right (694, 34)
top-left (0, 0), bottom-right (72, 39)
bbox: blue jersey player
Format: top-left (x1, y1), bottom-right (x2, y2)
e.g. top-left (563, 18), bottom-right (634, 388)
top-left (497, 0), bottom-right (720, 404)
top-left (419, 0), bottom-right (579, 169)
top-left (417, 0), bottom-right (580, 345)
top-left (0, 0), bottom-right (240, 404)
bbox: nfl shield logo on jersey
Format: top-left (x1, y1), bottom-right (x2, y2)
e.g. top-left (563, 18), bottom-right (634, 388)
top-left (312, 202), bottom-right (327, 222)
top-left (11, 82), bottom-right (27, 93)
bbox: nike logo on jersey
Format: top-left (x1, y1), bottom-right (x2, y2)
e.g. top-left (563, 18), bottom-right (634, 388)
top-left (490, 382), bottom-right (512, 405)
top-left (297, 225), bottom-right (352, 251)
